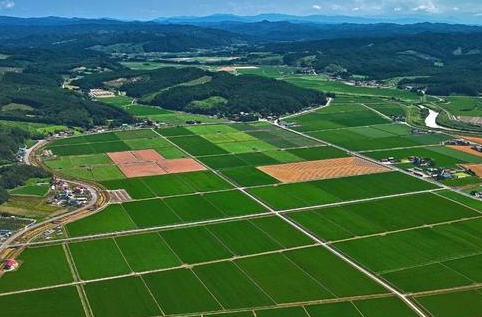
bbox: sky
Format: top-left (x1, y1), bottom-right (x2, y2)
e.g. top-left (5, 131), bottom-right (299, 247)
top-left (0, 0), bottom-right (481, 20)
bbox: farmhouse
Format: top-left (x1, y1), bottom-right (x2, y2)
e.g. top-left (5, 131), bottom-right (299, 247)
top-left (89, 89), bottom-right (115, 99)
top-left (4, 259), bottom-right (18, 271)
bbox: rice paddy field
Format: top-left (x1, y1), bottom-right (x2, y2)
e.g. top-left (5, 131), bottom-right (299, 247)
top-left (100, 95), bottom-right (225, 125)
top-left (3, 93), bottom-right (482, 317)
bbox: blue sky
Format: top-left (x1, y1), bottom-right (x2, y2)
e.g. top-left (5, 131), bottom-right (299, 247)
top-left (0, 0), bottom-right (480, 20)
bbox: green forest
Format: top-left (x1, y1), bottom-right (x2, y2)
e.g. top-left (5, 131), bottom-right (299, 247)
top-left (0, 126), bottom-right (51, 204)
top-left (75, 67), bottom-right (326, 118)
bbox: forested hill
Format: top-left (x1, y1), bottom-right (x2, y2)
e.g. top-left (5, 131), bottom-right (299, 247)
top-left (0, 72), bottom-right (133, 127)
top-left (0, 20), bottom-right (249, 52)
top-left (265, 32), bottom-right (482, 95)
top-left (185, 21), bottom-right (482, 42)
top-left (0, 126), bottom-right (51, 204)
top-left (74, 67), bottom-right (326, 118)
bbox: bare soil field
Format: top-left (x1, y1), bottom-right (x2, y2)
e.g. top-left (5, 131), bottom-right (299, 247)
top-left (258, 157), bottom-right (390, 183)
top-left (448, 145), bottom-right (482, 158)
top-left (109, 150), bottom-right (206, 178)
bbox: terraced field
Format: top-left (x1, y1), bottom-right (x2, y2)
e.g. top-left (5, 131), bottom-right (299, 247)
top-left (2, 95), bottom-right (482, 317)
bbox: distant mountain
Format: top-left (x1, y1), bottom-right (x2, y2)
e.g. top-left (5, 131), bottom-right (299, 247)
top-left (0, 19), bottom-right (250, 52)
top-left (155, 13), bottom-right (481, 25)
top-left (157, 20), bottom-right (482, 42)
top-left (0, 16), bottom-right (121, 26)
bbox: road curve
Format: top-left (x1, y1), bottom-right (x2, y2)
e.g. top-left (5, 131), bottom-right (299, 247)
top-left (0, 138), bottom-right (107, 256)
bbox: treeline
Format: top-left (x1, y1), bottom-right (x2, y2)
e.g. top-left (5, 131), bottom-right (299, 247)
top-left (0, 21), bottom-right (247, 52)
top-left (0, 72), bottom-right (134, 128)
top-left (0, 126), bottom-right (51, 205)
top-left (0, 165), bottom-right (51, 205)
top-left (264, 32), bottom-right (482, 95)
top-left (76, 67), bottom-right (325, 117)
top-left (73, 67), bottom-right (208, 97)
top-left (149, 71), bottom-right (326, 117)
top-left (0, 126), bottom-right (30, 165)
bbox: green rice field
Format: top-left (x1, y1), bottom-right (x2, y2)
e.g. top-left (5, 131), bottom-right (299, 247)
top-left (2, 93), bottom-right (476, 317)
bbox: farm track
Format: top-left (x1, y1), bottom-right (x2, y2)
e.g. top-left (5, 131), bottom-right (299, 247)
top-left (153, 121), bottom-right (432, 317)
top-left (0, 139), bottom-right (110, 263)
top-left (2, 97), bottom-right (481, 316)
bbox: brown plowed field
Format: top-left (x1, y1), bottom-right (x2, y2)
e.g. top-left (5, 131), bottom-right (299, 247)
top-left (462, 164), bottom-right (482, 178)
top-left (457, 135), bottom-right (482, 145)
top-left (258, 157), bottom-right (390, 183)
top-left (448, 145), bottom-right (482, 158)
top-left (108, 150), bottom-right (206, 178)
top-left (132, 149), bottom-right (164, 163)
top-left (118, 162), bottom-right (167, 178)
top-left (108, 151), bottom-right (139, 164)
top-left (157, 158), bottom-right (206, 174)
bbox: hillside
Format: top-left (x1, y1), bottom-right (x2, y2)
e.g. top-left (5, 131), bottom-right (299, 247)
top-left (74, 67), bottom-right (326, 118)
top-left (0, 72), bottom-right (133, 127)
top-left (0, 20), bottom-right (249, 52)
top-left (264, 32), bottom-right (482, 95)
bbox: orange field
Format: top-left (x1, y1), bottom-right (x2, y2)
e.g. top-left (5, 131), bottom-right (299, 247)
top-left (132, 150), bottom-right (164, 163)
top-left (448, 145), bottom-right (482, 158)
top-left (157, 158), bottom-right (206, 174)
top-left (258, 157), bottom-right (390, 183)
top-left (108, 151), bottom-right (139, 164)
top-left (458, 135), bottom-right (482, 145)
top-left (108, 150), bottom-right (206, 178)
top-left (462, 164), bottom-right (482, 178)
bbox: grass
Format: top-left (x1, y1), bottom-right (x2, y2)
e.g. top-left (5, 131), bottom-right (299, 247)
top-left (365, 146), bottom-right (482, 168)
top-left (250, 217), bottom-right (315, 248)
top-left (9, 178), bottom-right (50, 197)
top-left (248, 172), bottom-right (438, 210)
top-left (336, 218), bottom-right (482, 292)
top-left (236, 252), bottom-right (334, 303)
top-left (256, 307), bottom-right (308, 317)
top-left (286, 146), bottom-right (349, 160)
top-left (0, 195), bottom-right (59, 219)
top-left (160, 226), bottom-right (233, 264)
top-left (285, 247), bottom-right (385, 297)
top-left (202, 190), bottom-right (268, 217)
top-left (0, 120), bottom-right (68, 136)
top-left (290, 109), bottom-right (390, 132)
top-left (85, 277), bottom-right (161, 317)
top-left (442, 96), bottom-right (482, 117)
top-left (143, 269), bottom-right (222, 315)
top-left (101, 171), bottom-right (232, 199)
top-left (167, 135), bottom-right (228, 156)
top-left (165, 194), bottom-right (226, 222)
top-left (284, 75), bottom-right (420, 100)
top-left (0, 245), bottom-right (73, 293)
top-left (115, 233), bottom-right (181, 271)
top-left (416, 288), bottom-right (482, 317)
top-left (0, 287), bottom-right (85, 317)
top-left (193, 261), bottom-right (275, 309)
top-left (69, 238), bottom-right (131, 280)
top-left (288, 193), bottom-right (479, 241)
top-left (122, 199), bottom-right (182, 228)
top-left (308, 124), bottom-right (451, 152)
top-left (207, 220), bottom-right (285, 256)
top-left (66, 204), bottom-right (136, 237)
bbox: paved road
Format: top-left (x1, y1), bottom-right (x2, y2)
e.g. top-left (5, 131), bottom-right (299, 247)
top-left (0, 138), bottom-right (104, 255)
top-left (274, 112), bottom-right (433, 317)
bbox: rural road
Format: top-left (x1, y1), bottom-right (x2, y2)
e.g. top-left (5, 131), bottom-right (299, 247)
top-left (0, 138), bottom-right (104, 255)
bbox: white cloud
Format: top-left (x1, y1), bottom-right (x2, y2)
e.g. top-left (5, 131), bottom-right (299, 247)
top-left (412, 1), bottom-right (439, 14)
top-left (393, 7), bottom-right (402, 11)
top-left (312, 4), bottom-right (321, 10)
top-left (0, 0), bottom-right (15, 9)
